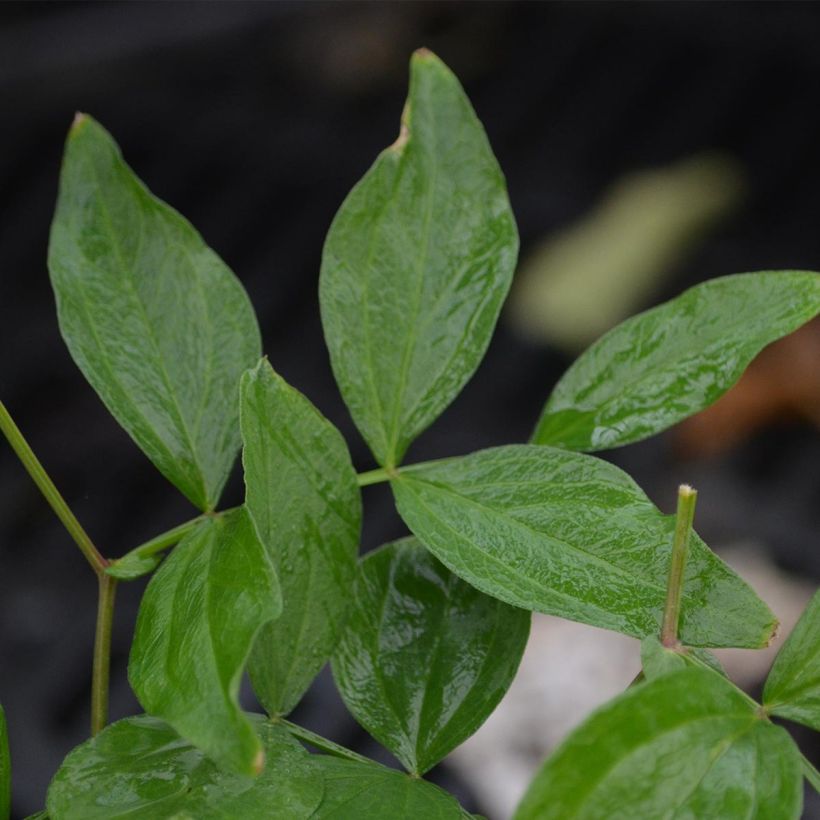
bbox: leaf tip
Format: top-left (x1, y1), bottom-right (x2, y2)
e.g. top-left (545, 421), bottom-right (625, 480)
top-left (70, 111), bottom-right (90, 137)
top-left (412, 47), bottom-right (436, 62)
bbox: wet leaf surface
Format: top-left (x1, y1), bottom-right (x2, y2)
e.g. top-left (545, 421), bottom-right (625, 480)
top-left (393, 445), bottom-right (775, 647)
top-left (46, 715), bottom-right (322, 819)
top-left (332, 537), bottom-right (529, 774)
top-left (533, 271), bottom-right (820, 452)
top-left (129, 508), bottom-right (281, 775)
top-left (320, 50), bottom-right (518, 468)
top-left (49, 115), bottom-right (261, 510)
top-left (515, 669), bottom-right (803, 819)
top-left (241, 360), bottom-right (360, 716)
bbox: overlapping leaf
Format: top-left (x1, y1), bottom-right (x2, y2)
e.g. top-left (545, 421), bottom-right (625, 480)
top-left (332, 538), bottom-right (529, 774)
top-left (640, 635), bottom-right (725, 681)
top-left (764, 589), bottom-right (820, 731)
top-left (515, 669), bottom-right (803, 820)
top-left (0, 704), bottom-right (8, 820)
top-left (320, 49), bottom-right (518, 468)
top-left (241, 360), bottom-right (360, 716)
top-left (129, 507), bottom-right (280, 775)
top-left (392, 445), bottom-right (775, 647)
top-left (533, 271), bottom-right (820, 452)
top-left (311, 756), bottom-right (466, 819)
top-left (49, 115), bottom-right (261, 510)
top-left (46, 715), bottom-right (322, 819)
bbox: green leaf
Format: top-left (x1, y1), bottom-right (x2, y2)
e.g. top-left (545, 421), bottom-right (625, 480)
top-left (514, 669), bottom-right (803, 820)
top-left (320, 49), bottom-right (518, 468)
top-left (48, 115), bottom-right (261, 510)
top-left (332, 537), bottom-right (529, 774)
top-left (240, 360), bottom-right (361, 716)
top-left (0, 705), bottom-right (9, 820)
top-left (764, 589), bottom-right (820, 730)
top-left (46, 715), bottom-right (323, 819)
top-left (392, 445), bottom-right (775, 647)
top-left (640, 635), bottom-right (726, 680)
top-left (311, 756), bottom-right (465, 819)
top-left (533, 271), bottom-right (820, 452)
top-left (129, 507), bottom-right (281, 775)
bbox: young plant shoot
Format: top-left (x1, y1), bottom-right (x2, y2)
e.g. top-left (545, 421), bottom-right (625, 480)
top-left (1, 49), bottom-right (819, 819)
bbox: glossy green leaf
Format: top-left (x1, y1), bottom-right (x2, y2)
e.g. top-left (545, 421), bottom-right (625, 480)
top-left (392, 445), bottom-right (775, 647)
top-left (332, 537), bottom-right (529, 774)
top-left (515, 669), bottom-right (803, 820)
top-left (311, 756), bottom-right (465, 819)
top-left (0, 705), bottom-right (9, 820)
top-left (46, 715), bottom-right (323, 819)
top-left (48, 115), bottom-right (261, 510)
top-left (533, 271), bottom-right (820, 452)
top-left (240, 360), bottom-right (360, 716)
top-left (320, 49), bottom-right (518, 468)
top-left (129, 507), bottom-right (281, 775)
top-left (640, 635), bottom-right (726, 680)
top-left (764, 589), bottom-right (820, 730)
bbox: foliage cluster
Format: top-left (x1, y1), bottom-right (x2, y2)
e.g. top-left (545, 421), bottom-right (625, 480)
top-left (2, 49), bottom-right (820, 819)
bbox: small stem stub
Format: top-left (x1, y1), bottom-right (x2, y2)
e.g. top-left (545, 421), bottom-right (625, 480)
top-left (660, 484), bottom-right (698, 648)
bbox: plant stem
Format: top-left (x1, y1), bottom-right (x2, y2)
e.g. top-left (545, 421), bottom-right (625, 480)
top-left (357, 467), bottom-right (393, 487)
top-left (278, 718), bottom-right (372, 764)
top-left (114, 513), bottom-right (208, 564)
top-left (660, 484), bottom-right (698, 648)
top-left (0, 400), bottom-right (107, 575)
top-left (91, 573), bottom-right (117, 735)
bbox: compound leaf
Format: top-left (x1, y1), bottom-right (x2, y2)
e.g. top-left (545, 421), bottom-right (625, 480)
top-left (129, 507), bottom-right (281, 775)
top-left (49, 115), bottom-right (261, 510)
top-left (533, 271), bottom-right (820, 452)
top-left (332, 537), bottom-right (529, 774)
top-left (241, 360), bottom-right (360, 716)
top-left (46, 715), bottom-right (322, 819)
top-left (392, 445), bottom-right (775, 648)
top-left (311, 756), bottom-right (465, 819)
top-left (320, 49), bottom-right (518, 468)
top-left (764, 589), bottom-right (820, 731)
top-left (515, 669), bottom-right (803, 820)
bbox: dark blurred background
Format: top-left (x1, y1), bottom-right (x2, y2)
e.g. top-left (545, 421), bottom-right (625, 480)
top-left (1, 2), bottom-right (820, 817)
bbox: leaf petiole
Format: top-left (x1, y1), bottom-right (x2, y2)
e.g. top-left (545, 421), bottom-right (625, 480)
top-left (357, 467), bottom-right (395, 487)
top-left (105, 511), bottom-right (228, 579)
top-left (660, 484), bottom-right (698, 648)
top-left (0, 400), bottom-right (107, 575)
top-left (277, 718), bottom-right (373, 765)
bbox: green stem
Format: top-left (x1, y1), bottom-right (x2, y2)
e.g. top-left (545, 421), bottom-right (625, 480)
top-left (660, 484), bottom-right (698, 648)
top-left (91, 573), bottom-right (117, 735)
top-left (0, 400), bottom-right (107, 575)
top-left (116, 513), bottom-right (208, 563)
top-left (801, 752), bottom-right (820, 793)
top-left (278, 718), bottom-right (372, 764)
top-left (357, 467), bottom-right (393, 487)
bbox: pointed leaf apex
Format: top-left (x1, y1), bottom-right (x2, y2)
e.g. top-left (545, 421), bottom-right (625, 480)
top-left (70, 111), bottom-right (89, 136)
top-left (413, 47), bottom-right (436, 61)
